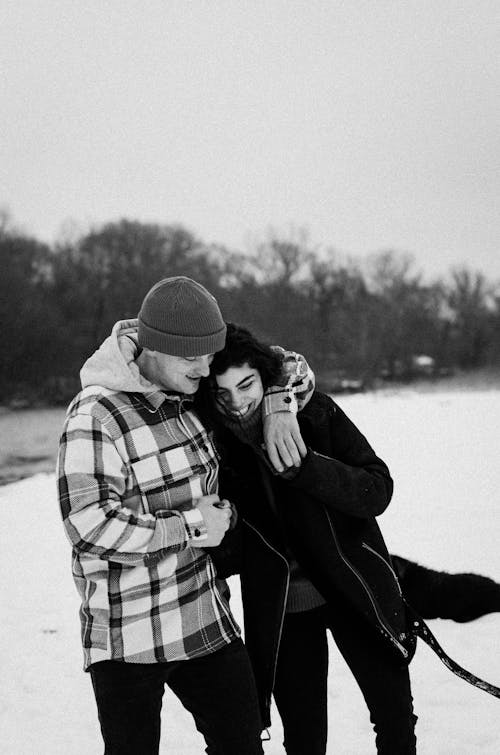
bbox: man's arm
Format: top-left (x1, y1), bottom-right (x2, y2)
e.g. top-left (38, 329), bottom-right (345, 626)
top-left (263, 347), bottom-right (315, 415)
top-left (58, 413), bottom-right (228, 566)
top-left (262, 348), bottom-right (315, 472)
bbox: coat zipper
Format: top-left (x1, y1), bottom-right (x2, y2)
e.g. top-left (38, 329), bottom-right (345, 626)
top-left (361, 542), bottom-right (403, 596)
top-left (323, 511), bottom-right (408, 658)
top-left (243, 518), bottom-right (290, 708)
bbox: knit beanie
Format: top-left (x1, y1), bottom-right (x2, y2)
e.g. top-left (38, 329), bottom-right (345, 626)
top-left (138, 276), bottom-right (227, 357)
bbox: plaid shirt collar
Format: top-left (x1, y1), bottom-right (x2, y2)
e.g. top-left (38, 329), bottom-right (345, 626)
top-left (139, 387), bottom-right (196, 413)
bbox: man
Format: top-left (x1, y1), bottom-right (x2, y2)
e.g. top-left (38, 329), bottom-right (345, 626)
top-left (57, 276), bottom-right (312, 755)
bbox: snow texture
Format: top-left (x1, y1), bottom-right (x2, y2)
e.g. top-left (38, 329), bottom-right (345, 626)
top-left (1, 390), bottom-right (499, 753)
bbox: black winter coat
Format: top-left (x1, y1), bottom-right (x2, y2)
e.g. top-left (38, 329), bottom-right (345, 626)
top-left (212, 391), bottom-right (414, 728)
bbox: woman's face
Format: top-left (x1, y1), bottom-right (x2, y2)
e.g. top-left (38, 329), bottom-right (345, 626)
top-left (214, 362), bottom-right (264, 419)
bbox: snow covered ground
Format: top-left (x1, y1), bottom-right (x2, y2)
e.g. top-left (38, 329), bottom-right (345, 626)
top-left (1, 389), bottom-right (499, 754)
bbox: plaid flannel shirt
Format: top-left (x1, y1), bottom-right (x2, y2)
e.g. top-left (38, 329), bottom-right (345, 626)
top-left (58, 349), bottom-right (314, 670)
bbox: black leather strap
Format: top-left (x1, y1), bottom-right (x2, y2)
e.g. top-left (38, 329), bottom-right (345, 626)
top-left (407, 605), bottom-right (500, 699)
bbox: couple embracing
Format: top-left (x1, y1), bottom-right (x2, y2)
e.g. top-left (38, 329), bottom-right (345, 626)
top-left (60, 275), bottom-right (492, 753)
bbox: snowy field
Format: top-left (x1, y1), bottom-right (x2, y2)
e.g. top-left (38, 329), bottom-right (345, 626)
top-left (1, 389), bottom-right (499, 754)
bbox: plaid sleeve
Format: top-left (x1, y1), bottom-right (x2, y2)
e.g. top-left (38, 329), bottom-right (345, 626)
top-left (57, 412), bottom-right (202, 565)
top-left (262, 347), bottom-right (315, 416)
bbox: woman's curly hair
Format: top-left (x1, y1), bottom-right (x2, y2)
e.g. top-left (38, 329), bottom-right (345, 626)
top-left (210, 323), bottom-right (283, 389)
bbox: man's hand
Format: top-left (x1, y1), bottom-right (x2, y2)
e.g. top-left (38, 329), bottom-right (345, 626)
top-left (263, 412), bottom-right (307, 473)
top-left (195, 495), bottom-right (232, 547)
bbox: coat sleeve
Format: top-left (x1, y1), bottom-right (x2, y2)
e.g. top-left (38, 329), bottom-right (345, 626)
top-left (209, 522), bottom-right (243, 579)
top-left (285, 399), bottom-right (393, 518)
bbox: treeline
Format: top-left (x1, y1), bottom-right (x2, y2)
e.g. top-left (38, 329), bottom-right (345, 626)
top-left (1, 213), bottom-right (499, 404)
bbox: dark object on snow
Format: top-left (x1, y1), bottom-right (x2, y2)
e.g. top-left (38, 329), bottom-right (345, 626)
top-left (392, 555), bottom-right (500, 623)
top-left (394, 556), bottom-right (500, 700)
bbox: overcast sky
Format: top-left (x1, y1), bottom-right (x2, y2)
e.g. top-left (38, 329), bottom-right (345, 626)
top-left (2, 1), bottom-right (499, 280)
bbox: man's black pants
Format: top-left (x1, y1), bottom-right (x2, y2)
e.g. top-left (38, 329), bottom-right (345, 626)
top-left (89, 638), bottom-right (264, 755)
top-left (273, 604), bottom-right (418, 754)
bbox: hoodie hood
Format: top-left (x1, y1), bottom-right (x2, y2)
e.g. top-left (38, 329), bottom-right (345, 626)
top-left (80, 319), bottom-right (158, 394)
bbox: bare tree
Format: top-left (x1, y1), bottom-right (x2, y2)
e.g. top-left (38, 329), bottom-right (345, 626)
top-left (446, 267), bottom-right (496, 367)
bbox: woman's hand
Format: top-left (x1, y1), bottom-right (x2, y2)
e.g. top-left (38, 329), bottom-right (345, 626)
top-left (263, 411), bottom-right (307, 473)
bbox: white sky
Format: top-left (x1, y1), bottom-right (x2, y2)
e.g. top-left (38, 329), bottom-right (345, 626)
top-left (2, 1), bottom-right (499, 280)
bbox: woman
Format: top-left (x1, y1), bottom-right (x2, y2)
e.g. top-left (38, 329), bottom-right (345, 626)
top-left (198, 323), bottom-right (418, 754)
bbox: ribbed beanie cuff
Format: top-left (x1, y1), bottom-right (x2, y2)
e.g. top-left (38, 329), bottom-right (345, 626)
top-left (138, 276), bottom-right (226, 357)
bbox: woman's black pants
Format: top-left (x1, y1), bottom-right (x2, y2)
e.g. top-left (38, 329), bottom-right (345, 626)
top-left (273, 604), bottom-right (417, 754)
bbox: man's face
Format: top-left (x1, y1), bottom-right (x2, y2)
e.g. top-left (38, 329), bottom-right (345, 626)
top-left (150, 352), bottom-right (215, 394)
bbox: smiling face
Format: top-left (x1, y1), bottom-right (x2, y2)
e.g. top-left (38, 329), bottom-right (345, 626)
top-left (142, 351), bottom-right (215, 394)
top-left (214, 363), bottom-right (265, 419)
